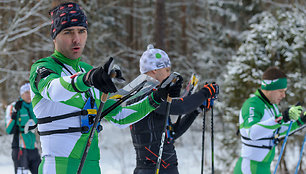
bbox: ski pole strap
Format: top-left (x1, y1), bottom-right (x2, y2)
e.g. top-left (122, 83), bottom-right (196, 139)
top-left (202, 98), bottom-right (215, 110)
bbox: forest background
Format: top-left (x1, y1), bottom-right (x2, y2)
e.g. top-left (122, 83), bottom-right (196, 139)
top-left (0, 0), bottom-right (305, 173)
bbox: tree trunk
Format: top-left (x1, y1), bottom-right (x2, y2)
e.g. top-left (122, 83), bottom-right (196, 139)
top-left (154, 0), bottom-right (166, 50)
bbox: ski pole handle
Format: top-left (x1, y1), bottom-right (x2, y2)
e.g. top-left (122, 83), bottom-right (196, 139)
top-left (166, 76), bottom-right (179, 102)
top-left (155, 77), bottom-right (177, 174)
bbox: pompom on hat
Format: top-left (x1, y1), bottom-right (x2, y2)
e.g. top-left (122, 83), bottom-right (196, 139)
top-left (139, 44), bottom-right (171, 74)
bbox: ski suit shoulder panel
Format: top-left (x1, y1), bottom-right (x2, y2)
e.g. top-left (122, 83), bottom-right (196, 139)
top-left (30, 56), bottom-right (91, 106)
top-left (240, 96), bottom-right (266, 129)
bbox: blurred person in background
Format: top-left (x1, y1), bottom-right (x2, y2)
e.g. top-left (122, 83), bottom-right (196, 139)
top-left (5, 82), bottom-right (40, 174)
top-left (234, 67), bottom-right (306, 174)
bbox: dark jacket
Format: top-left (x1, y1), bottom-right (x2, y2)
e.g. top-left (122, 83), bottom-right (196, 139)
top-left (128, 88), bottom-right (211, 170)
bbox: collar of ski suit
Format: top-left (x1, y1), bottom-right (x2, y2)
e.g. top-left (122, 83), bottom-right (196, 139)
top-left (19, 98), bottom-right (31, 108)
top-left (52, 50), bottom-right (81, 72)
top-left (254, 89), bottom-right (273, 107)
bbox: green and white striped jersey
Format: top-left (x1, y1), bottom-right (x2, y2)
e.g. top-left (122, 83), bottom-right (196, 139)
top-left (238, 89), bottom-right (304, 163)
top-left (29, 50), bottom-right (160, 161)
top-left (5, 100), bottom-right (38, 149)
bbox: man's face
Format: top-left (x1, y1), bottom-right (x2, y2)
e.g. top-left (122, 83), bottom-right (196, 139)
top-left (265, 88), bottom-right (287, 104)
top-left (155, 67), bottom-right (171, 83)
top-left (53, 26), bottom-right (87, 60)
top-left (21, 91), bottom-right (31, 104)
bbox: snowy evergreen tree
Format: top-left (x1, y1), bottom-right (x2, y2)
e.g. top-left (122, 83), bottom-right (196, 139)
top-left (223, 8), bottom-right (305, 114)
top-left (222, 7), bottom-right (306, 173)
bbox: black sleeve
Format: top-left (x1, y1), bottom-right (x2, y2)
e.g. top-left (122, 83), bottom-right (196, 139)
top-left (154, 88), bottom-right (210, 115)
top-left (173, 110), bottom-right (200, 139)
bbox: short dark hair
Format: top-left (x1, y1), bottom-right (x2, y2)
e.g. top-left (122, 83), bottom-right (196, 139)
top-left (262, 66), bottom-right (287, 80)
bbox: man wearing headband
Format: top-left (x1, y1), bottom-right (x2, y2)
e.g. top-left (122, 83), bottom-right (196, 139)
top-left (5, 82), bottom-right (40, 174)
top-left (123, 45), bottom-right (218, 174)
top-left (29, 2), bottom-right (178, 173)
top-left (234, 67), bottom-right (306, 174)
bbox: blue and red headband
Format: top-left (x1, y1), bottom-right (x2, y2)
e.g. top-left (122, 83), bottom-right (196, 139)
top-left (50, 2), bottom-right (88, 39)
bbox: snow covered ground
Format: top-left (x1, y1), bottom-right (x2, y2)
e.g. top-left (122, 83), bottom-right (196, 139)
top-left (0, 118), bottom-right (222, 174)
top-left (1, 118), bottom-right (305, 174)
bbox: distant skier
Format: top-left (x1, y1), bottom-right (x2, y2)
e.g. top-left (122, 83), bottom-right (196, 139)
top-left (5, 82), bottom-right (41, 174)
top-left (126, 45), bottom-right (218, 174)
top-left (234, 66), bottom-right (306, 174)
top-left (29, 2), bottom-right (181, 174)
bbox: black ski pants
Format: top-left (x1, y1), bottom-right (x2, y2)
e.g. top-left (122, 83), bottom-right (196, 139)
top-left (134, 167), bottom-right (179, 174)
top-left (12, 148), bottom-right (41, 174)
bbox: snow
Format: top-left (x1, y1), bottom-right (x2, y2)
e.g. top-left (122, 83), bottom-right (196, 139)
top-left (0, 118), bottom-right (228, 174)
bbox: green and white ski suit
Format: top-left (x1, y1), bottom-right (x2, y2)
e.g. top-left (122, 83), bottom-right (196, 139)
top-left (5, 100), bottom-right (38, 149)
top-left (234, 89), bottom-right (305, 174)
top-left (29, 50), bottom-right (160, 174)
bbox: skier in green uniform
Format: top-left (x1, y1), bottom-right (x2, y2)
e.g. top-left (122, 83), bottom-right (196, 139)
top-left (234, 67), bottom-right (306, 174)
top-left (5, 82), bottom-right (41, 174)
top-left (29, 2), bottom-right (181, 174)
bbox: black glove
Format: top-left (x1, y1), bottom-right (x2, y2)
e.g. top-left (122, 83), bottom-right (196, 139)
top-left (11, 112), bottom-right (17, 120)
top-left (153, 73), bottom-right (183, 103)
top-left (202, 82), bottom-right (219, 98)
top-left (199, 98), bottom-right (215, 111)
top-left (14, 101), bottom-right (22, 111)
top-left (12, 101), bottom-right (22, 120)
top-left (83, 58), bottom-right (117, 93)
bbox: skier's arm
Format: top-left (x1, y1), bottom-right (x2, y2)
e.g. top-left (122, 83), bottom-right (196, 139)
top-left (5, 104), bottom-right (18, 134)
top-left (29, 59), bottom-right (92, 102)
top-left (278, 111), bottom-right (306, 136)
top-left (155, 88), bottom-right (211, 115)
top-left (173, 110), bottom-right (200, 139)
top-left (104, 93), bottom-right (160, 128)
top-left (105, 75), bottom-right (183, 128)
top-left (241, 101), bottom-right (281, 140)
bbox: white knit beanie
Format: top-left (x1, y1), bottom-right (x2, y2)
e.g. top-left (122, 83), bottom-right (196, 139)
top-left (20, 83), bottom-right (30, 96)
top-left (139, 44), bottom-right (171, 74)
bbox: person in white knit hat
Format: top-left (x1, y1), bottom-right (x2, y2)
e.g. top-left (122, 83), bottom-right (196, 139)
top-left (127, 44), bottom-right (219, 174)
top-left (5, 82), bottom-right (40, 174)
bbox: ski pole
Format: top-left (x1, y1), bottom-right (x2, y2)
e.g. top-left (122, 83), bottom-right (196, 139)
top-left (273, 121), bottom-right (293, 174)
top-left (155, 77), bottom-right (178, 174)
top-left (77, 79), bottom-right (146, 174)
top-left (294, 133), bottom-right (306, 174)
top-left (211, 104), bottom-right (214, 174)
top-left (210, 84), bottom-right (218, 174)
top-left (77, 70), bottom-right (118, 174)
top-left (77, 92), bottom-right (109, 174)
top-left (201, 100), bottom-right (207, 174)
